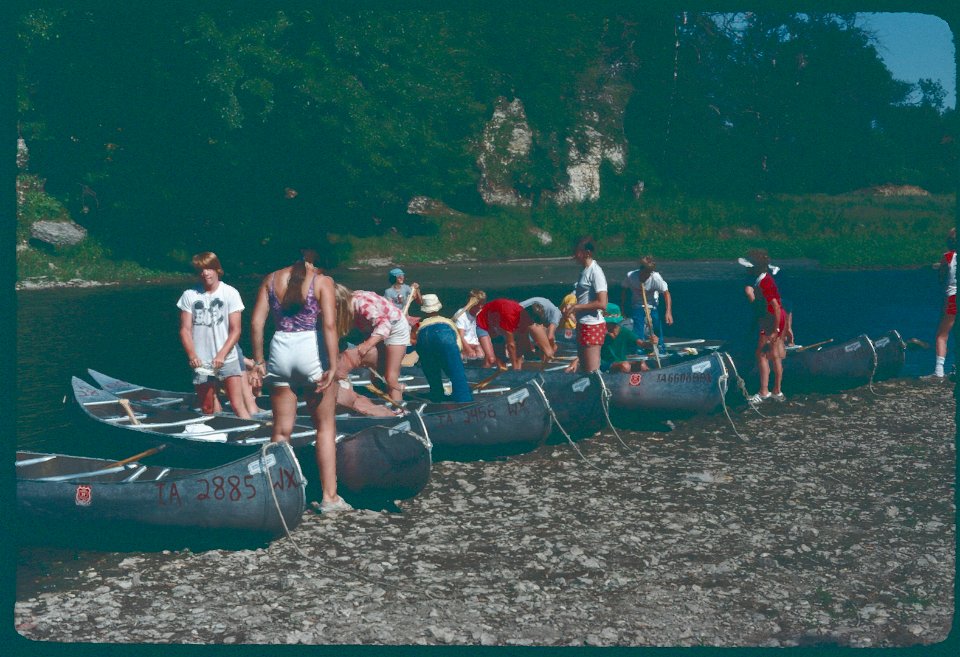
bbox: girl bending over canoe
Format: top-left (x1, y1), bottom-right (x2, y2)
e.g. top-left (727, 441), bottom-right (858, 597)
top-left (475, 298), bottom-right (555, 370)
top-left (334, 285), bottom-right (411, 404)
top-left (176, 252), bottom-right (253, 418)
top-left (249, 246), bottom-right (348, 513)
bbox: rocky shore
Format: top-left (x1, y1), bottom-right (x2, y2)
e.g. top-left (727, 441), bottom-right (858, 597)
top-left (14, 378), bottom-right (956, 647)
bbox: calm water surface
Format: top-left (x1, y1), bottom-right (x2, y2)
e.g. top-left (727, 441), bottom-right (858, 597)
top-left (16, 260), bottom-right (948, 455)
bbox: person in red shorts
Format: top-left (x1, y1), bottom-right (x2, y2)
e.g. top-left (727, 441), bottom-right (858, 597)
top-left (741, 249), bottom-right (786, 403)
top-left (932, 228), bottom-right (957, 379)
top-left (561, 236), bottom-right (609, 373)
top-left (475, 298), bottom-right (555, 370)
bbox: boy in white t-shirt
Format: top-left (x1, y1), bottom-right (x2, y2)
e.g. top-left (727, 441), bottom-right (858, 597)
top-left (621, 255), bottom-right (673, 343)
top-left (176, 252), bottom-right (252, 417)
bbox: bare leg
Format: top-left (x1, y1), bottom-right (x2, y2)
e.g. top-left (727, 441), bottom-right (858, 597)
top-left (772, 337), bottom-right (785, 395)
top-left (307, 386), bottom-right (339, 504)
top-left (270, 385), bottom-right (298, 443)
top-left (580, 344), bottom-right (601, 373)
top-left (935, 312), bottom-right (954, 358)
top-left (222, 375), bottom-right (252, 419)
top-left (383, 343), bottom-right (407, 404)
top-left (756, 338), bottom-right (771, 396)
top-left (195, 382), bottom-right (218, 415)
top-left (478, 335), bottom-right (498, 368)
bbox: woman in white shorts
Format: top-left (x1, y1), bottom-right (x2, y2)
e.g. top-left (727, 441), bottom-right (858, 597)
top-left (250, 247), bottom-right (349, 514)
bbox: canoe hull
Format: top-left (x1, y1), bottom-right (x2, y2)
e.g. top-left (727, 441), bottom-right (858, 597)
top-left (602, 352), bottom-right (730, 416)
top-left (75, 375), bottom-right (431, 501)
top-left (16, 443), bottom-right (306, 540)
top-left (871, 330), bottom-right (906, 380)
top-left (781, 334), bottom-right (878, 392)
top-left (334, 422), bottom-right (431, 500)
top-left (419, 380), bottom-right (552, 451)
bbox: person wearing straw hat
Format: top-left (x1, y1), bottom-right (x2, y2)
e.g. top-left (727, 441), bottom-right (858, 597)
top-left (601, 302), bottom-right (659, 373)
top-left (384, 267), bottom-right (422, 310)
top-left (740, 249), bottom-right (786, 403)
top-left (413, 293), bottom-right (473, 402)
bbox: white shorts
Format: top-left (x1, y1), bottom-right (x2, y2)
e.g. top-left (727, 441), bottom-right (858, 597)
top-left (384, 318), bottom-right (411, 347)
top-left (267, 331), bottom-right (324, 388)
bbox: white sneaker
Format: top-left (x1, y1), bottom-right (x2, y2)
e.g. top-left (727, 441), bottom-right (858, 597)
top-left (313, 497), bottom-right (353, 514)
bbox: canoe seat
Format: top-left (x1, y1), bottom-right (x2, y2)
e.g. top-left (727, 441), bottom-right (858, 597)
top-left (123, 466), bottom-right (148, 482)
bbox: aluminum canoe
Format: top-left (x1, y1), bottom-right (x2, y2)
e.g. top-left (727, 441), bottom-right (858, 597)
top-left (17, 442), bottom-right (305, 539)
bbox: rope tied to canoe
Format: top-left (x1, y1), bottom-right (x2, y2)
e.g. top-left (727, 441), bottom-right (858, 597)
top-left (717, 354), bottom-right (748, 441)
top-left (259, 442), bottom-right (438, 600)
top-left (595, 371), bottom-right (641, 456)
top-left (866, 339), bottom-right (880, 395)
top-left (726, 352), bottom-right (768, 418)
top-left (538, 375), bottom-right (606, 472)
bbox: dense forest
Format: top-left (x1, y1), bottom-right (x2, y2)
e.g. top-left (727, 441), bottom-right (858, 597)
top-left (15, 7), bottom-right (957, 273)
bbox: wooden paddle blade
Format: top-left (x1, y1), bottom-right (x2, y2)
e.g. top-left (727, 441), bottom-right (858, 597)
top-left (107, 444), bottom-right (167, 468)
top-left (795, 338), bottom-right (834, 353)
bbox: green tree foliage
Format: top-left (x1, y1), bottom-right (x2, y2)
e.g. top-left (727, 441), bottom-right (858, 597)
top-left (16, 7), bottom-right (956, 272)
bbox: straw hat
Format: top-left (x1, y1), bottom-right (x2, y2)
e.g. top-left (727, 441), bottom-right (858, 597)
top-left (420, 293), bottom-right (442, 313)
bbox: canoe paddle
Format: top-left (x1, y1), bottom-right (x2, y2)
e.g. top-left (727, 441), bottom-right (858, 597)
top-left (906, 337), bottom-right (931, 350)
top-left (117, 398), bottom-right (140, 425)
top-left (451, 294), bottom-right (482, 322)
top-left (640, 286), bottom-right (661, 368)
top-left (472, 366), bottom-right (508, 391)
top-left (107, 444), bottom-right (167, 469)
top-left (401, 282), bottom-right (420, 317)
top-left (793, 338), bottom-right (834, 353)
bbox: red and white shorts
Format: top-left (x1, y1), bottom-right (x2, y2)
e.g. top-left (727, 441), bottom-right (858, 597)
top-left (946, 294), bottom-right (957, 316)
top-left (578, 322), bottom-right (607, 346)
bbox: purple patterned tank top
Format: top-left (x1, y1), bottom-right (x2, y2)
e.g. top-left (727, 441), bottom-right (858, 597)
top-left (268, 272), bottom-right (320, 332)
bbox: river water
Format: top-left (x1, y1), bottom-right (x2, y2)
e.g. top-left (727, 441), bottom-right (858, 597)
top-left (16, 259), bottom-right (948, 455)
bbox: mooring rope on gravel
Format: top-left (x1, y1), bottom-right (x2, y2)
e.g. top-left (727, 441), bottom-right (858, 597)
top-left (537, 377), bottom-right (606, 472)
top-left (716, 355), bottom-right (748, 441)
top-left (260, 442), bottom-right (437, 600)
top-left (594, 371), bottom-right (641, 456)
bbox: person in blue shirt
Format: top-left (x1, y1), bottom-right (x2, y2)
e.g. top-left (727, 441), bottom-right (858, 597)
top-left (384, 267), bottom-right (422, 310)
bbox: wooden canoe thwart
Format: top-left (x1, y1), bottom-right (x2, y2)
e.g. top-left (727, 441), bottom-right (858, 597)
top-left (16, 442), bottom-right (306, 538)
top-left (73, 376), bottom-right (432, 501)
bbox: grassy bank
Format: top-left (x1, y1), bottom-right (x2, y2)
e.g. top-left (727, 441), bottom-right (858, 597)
top-left (336, 192), bottom-right (956, 269)
top-left (16, 179), bottom-right (956, 287)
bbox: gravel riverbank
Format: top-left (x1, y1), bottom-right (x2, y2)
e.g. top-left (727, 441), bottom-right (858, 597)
top-left (14, 378), bottom-right (956, 647)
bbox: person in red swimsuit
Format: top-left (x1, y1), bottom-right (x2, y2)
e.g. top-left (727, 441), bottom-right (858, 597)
top-left (475, 298), bottom-right (554, 370)
top-left (933, 228), bottom-right (957, 378)
top-left (743, 249), bottom-right (786, 403)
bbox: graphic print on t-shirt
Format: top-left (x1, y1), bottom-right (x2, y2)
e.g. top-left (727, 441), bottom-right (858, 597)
top-left (192, 297), bottom-right (225, 327)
